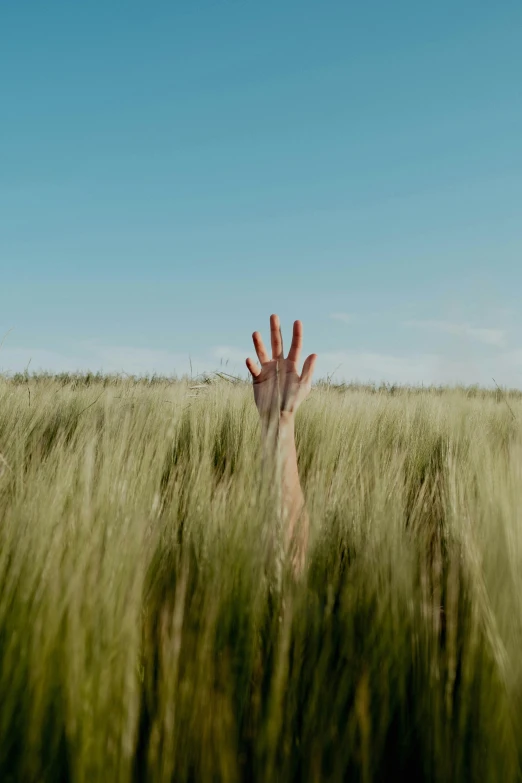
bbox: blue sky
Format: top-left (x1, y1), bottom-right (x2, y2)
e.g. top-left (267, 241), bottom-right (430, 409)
top-left (1, 1), bottom-right (522, 385)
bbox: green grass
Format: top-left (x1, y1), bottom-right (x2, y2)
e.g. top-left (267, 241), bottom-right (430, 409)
top-left (1, 372), bottom-right (522, 781)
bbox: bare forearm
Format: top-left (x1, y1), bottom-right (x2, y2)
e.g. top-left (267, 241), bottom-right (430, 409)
top-left (262, 412), bottom-right (309, 568)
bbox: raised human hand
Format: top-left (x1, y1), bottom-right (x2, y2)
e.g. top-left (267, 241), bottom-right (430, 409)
top-left (246, 314), bottom-right (317, 422)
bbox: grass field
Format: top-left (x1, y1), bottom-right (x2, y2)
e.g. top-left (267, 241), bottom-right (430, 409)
top-left (1, 371), bottom-right (522, 782)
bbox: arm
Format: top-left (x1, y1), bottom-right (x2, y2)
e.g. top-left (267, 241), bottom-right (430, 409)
top-left (279, 411), bottom-right (308, 570)
top-left (246, 314), bottom-right (317, 573)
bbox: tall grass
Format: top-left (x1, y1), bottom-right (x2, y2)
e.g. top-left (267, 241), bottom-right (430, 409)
top-left (0, 373), bottom-right (521, 781)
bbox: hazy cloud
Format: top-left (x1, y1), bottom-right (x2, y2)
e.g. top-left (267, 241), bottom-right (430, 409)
top-left (1, 341), bottom-right (521, 389)
top-left (84, 344), bottom-right (196, 376)
top-left (317, 351), bottom-right (440, 386)
top-left (330, 313), bottom-right (356, 324)
top-left (0, 342), bottom-right (208, 378)
top-left (0, 346), bottom-right (86, 374)
top-left (404, 320), bottom-right (506, 347)
top-left (213, 345), bottom-right (248, 366)
top-left (316, 349), bottom-right (522, 388)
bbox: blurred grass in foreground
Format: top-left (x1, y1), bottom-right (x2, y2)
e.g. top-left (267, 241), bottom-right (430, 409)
top-left (0, 372), bottom-right (521, 782)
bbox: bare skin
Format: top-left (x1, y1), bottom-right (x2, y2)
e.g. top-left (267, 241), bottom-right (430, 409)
top-left (246, 314), bottom-right (317, 573)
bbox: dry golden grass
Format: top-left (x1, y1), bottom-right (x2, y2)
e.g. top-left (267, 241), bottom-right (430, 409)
top-left (0, 372), bottom-right (521, 781)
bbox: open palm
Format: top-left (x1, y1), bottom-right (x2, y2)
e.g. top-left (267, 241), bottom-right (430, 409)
top-left (246, 314), bottom-right (317, 420)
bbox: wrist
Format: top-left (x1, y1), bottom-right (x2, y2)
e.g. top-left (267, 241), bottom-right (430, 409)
top-left (260, 410), bottom-right (295, 439)
top-left (278, 412), bottom-right (295, 451)
top-left (279, 411), bottom-right (295, 427)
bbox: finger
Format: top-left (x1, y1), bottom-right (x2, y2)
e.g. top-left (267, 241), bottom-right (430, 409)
top-left (300, 353), bottom-right (317, 385)
top-left (246, 357), bottom-right (261, 378)
top-left (252, 331), bottom-right (270, 364)
top-left (270, 313), bottom-right (283, 359)
top-left (287, 319), bottom-right (302, 364)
